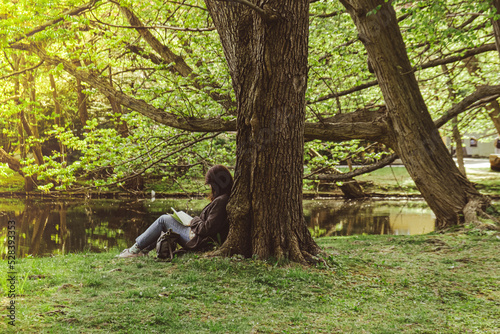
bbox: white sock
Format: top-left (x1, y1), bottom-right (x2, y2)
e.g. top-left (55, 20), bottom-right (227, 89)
top-left (129, 243), bottom-right (140, 254)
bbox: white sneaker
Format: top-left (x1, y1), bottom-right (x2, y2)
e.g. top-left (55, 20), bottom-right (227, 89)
top-left (116, 249), bottom-right (148, 258)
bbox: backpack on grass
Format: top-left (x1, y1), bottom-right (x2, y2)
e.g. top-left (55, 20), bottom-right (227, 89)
top-left (156, 229), bottom-right (180, 260)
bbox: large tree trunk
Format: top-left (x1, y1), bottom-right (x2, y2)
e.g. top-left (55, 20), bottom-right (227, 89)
top-left (204, 0), bottom-right (320, 262)
top-left (493, 0), bottom-right (500, 58)
top-left (489, 0), bottom-right (500, 135)
top-left (341, 0), bottom-right (489, 228)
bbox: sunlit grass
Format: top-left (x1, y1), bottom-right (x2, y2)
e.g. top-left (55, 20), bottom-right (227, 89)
top-left (0, 164), bottom-right (24, 192)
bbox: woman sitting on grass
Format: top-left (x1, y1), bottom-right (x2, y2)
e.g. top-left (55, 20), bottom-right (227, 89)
top-left (117, 165), bottom-right (233, 258)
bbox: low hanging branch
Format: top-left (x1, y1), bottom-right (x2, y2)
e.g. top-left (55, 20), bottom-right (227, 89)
top-left (435, 85), bottom-right (500, 128)
top-left (305, 84), bottom-right (500, 182)
top-left (9, 42), bottom-right (390, 143)
top-left (11, 42), bottom-right (236, 133)
top-left (10, 41), bottom-right (498, 147)
top-left (311, 43), bottom-right (497, 104)
top-left (0, 148), bottom-right (24, 176)
top-left (60, 132), bottom-right (222, 193)
top-left (216, 0), bottom-right (278, 20)
top-left (305, 153), bottom-right (398, 181)
top-left (0, 60), bottom-right (44, 80)
top-left (118, 5), bottom-right (236, 112)
top-left (88, 10), bottom-right (215, 32)
top-left (8, 0), bottom-right (99, 45)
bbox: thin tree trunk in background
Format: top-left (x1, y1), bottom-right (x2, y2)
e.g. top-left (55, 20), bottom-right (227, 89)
top-left (441, 64), bottom-right (466, 176)
top-left (14, 55), bottom-right (33, 190)
top-left (1, 54), bottom-right (25, 177)
top-left (76, 77), bottom-right (89, 127)
top-left (452, 117), bottom-right (466, 176)
top-left (486, 100), bottom-right (500, 135)
top-left (20, 56), bottom-right (44, 167)
top-left (49, 73), bottom-right (66, 165)
top-left (108, 67), bottom-right (129, 137)
top-left (204, 0), bottom-right (320, 262)
top-left (342, 0), bottom-right (488, 228)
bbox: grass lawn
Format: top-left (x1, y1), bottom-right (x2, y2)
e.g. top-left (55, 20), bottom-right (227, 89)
top-left (0, 165), bottom-right (24, 192)
top-left (1, 233), bottom-right (499, 333)
top-left (353, 166), bottom-right (420, 195)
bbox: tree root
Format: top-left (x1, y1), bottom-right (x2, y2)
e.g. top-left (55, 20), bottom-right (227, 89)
top-left (301, 250), bottom-right (329, 267)
top-left (463, 196), bottom-right (500, 231)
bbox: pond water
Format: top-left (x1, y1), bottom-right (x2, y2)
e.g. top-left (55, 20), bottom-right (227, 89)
top-left (0, 197), bottom-right (436, 258)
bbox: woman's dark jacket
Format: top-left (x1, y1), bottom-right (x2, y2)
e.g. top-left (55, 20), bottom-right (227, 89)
top-left (184, 194), bottom-right (229, 251)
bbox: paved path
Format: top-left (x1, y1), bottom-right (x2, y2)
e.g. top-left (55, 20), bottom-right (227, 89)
top-left (457, 158), bottom-right (491, 169)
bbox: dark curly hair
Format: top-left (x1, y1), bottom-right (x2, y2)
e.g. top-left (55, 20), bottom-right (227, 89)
top-left (205, 165), bottom-right (233, 200)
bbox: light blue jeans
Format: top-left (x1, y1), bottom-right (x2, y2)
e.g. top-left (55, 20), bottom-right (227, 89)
top-left (136, 214), bottom-right (191, 250)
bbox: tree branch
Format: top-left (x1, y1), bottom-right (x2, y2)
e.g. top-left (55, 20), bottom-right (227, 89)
top-left (119, 5), bottom-right (236, 112)
top-left (65, 132), bottom-right (221, 192)
top-left (310, 43), bottom-right (498, 104)
top-left (12, 42), bottom-right (235, 133)
top-left (0, 148), bottom-right (24, 176)
top-left (305, 153), bottom-right (398, 181)
top-left (0, 60), bottom-right (44, 80)
top-left (435, 85), bottom-right (500, 128)
top-left (8, 0), bottom-right (99, 45)
top-left (88, 8), bottom-right (215, 32)
top-left (216, 0), bottom-right (278, 21)
top-left (0, 95), bottom-right (20, 104)
top-left (90, 20), bottom-right (216, 32)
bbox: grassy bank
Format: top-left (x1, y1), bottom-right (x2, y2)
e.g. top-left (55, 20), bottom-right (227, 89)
top-left (1, 233), bottom-right (499, 333)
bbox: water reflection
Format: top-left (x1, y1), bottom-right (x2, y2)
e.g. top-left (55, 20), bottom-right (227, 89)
top-left (304, 199), bottom-right (435, 237)
top-left (1, 198), bottom-right (436, 258)
top-left (0, 198), bottom-right (209, 259)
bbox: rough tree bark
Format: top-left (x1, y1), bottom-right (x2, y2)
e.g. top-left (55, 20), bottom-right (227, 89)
top-left (493, 0), bottom-right (500, 57)
top-left (489, 0), bottom-right (500, 135)
top-left (204, 0), bottom-right (321, 262)
top-left (0, 148), bottom-right (23, 175)
top-left (341, 0), bottom-right (489, 228)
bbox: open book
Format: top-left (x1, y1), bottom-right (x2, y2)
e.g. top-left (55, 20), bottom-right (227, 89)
top-left (170, 207), bottom-right (193, 226)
